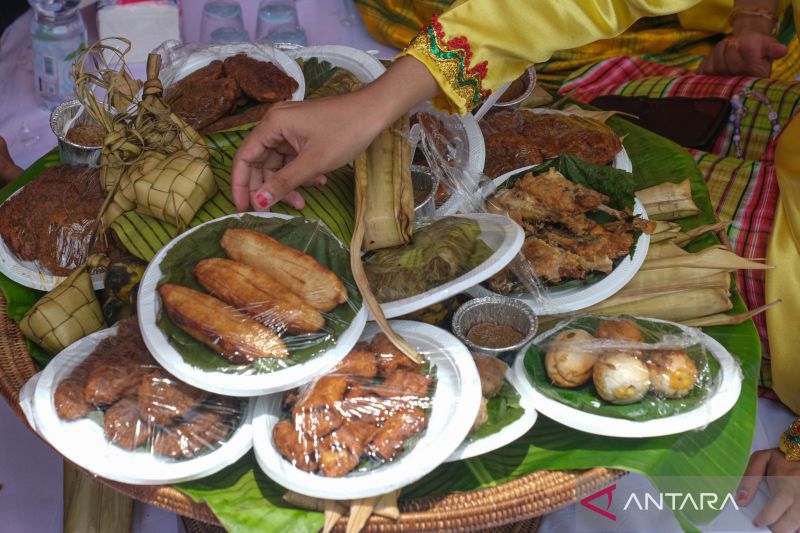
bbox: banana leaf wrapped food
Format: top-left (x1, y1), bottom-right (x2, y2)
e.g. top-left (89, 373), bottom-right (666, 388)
top-left (364, 217), bottom-right (492, 303)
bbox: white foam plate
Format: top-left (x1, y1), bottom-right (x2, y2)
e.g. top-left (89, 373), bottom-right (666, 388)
top-left (137, 212), bottom-right (367, 397)
top-left (469, 173), bottom-right (650, 315)
top-left (0, 186), bottom-right (105, 292)
top-left (31, 326), bottom-right (255, 485)
top-left (159, 42), bottom-right (305, 102)
top-left (512, 318), bottom-right (743, 438)
top-left (446, 367), bottom-right (538, 462)
top-left (376, 213), bottom-right (524, 319)
top-left (253, 320), bottom-right (482, 500)
top-left (286, 45), bottom-right (386, 84)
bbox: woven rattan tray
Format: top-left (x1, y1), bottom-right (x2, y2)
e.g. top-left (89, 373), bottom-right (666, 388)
top-left (0, 293), bottom-right (623, 531)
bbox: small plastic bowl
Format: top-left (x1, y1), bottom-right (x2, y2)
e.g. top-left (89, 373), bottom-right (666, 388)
top-left (411, 165), bottom-right (440, 218)
top-left (451, 296), bottom-right (538, 356)
top-left (493, 67), bottom-right (537, 110)
top-left (50, 100), bottom-right (102, 167)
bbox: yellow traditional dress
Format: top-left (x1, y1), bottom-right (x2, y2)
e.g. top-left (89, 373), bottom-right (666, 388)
top-left (390, 0), bottom-right (800, 415)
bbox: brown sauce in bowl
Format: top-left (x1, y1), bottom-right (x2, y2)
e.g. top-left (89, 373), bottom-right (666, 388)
top-left (467, 322), bottom-right (525, 349)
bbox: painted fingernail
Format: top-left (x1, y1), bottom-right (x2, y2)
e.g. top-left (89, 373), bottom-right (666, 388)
top-left (256, 192), bottom-right (272, 208)
top-left (736, 490), bottom-right (747, 503)
top-left (753, 519), bottom-right (761, 527)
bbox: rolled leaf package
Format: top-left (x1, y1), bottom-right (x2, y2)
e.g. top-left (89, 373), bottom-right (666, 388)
top-left (153, 215), bottom-right (362, 379)
top-left (523, 315), bottom-right (727, 421)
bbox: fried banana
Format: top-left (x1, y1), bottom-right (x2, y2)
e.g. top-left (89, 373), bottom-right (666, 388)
top-left (194, 258), bottom-right (325, 335)
top-left (220, 228), bottom-right (347, 312)
top-left (158, 284), bottom-right (289, 363)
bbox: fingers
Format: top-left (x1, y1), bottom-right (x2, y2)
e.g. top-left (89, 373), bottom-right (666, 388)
top-left (738, 450), bottom-right (771, 505)
top-left (754, 488), bottom-right (794, 529)
top-left (770, 506), bottom-right (800, 533)
top-left (250, 151), bottom-right (327, 211)
top-left (766, 40), bottom-right (789, 61)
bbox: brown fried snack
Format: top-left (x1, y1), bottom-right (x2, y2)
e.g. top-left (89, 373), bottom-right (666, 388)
top-left (222, 53), bottom-right (298, 102)
top-left (151, 409), bottom-right (235, 459)
top-left (370, 408), bottom-right (428, 460)
top-left (54, 353), bottom-right (102, 420)
top-left (318, 420), bottom-right (379, 477)
top-left (332, 347), bottom-right (378, 379)
top-left (340, 382), bottom-right (404, 424)
top-left (104, 398), bottom-right (152, 450)
top-left (83, 328), bottom-right (157, 407)
top-left (0, 165), bottom-right (127, 276)
top-left (137, 369), bottom-right (210, 426)
top-left (165, 60), bottom-right (224, 102)
top-left (273, 419), bottom-right (318, 472)
top-left (371, 333), bottom-right (421, 377)
top-left (472, 355), bottom-right (508, 398)
top-left (374, 370), bottom-right (431, 399)
top-left (170, 77), bottom-right (240, 131)
top-left (292, 375), bottom-right (349, 438)
top-left (200, 103), bottom-right (272, 134)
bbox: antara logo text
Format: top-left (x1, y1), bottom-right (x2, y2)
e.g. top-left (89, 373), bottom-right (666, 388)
top-left (581, 484), bottom-right (740, 521)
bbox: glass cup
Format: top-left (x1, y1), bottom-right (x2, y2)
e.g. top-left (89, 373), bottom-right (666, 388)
top-left (256, 0), bottom-right (300, 40)
top-left (200, 0), bottom-right (246, 44)
top-left (210, 27), bottom-right (250, 44)
top-left (265, 24), bottom-right (308, 46)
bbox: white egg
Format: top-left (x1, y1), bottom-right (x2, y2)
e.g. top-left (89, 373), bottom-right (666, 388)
top-left (647, 349), bottom-right (699, 399)
top-left (593, 351), bottom-right (650, 404)
top-left (545, 329), bottom-right (598, 388)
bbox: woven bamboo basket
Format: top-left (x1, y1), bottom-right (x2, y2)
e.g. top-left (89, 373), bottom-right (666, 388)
top-left (0, 292), bottom-right (623, 531)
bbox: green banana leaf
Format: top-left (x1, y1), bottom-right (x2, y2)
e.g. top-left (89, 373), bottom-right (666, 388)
top-left (469, 380), bottom-right (525, 441)
top-left (156, 215), bottom-right (360, 371)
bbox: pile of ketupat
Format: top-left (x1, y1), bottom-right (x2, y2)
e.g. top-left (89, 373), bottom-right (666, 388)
top-left (584, 179), bottom-right (777, 326)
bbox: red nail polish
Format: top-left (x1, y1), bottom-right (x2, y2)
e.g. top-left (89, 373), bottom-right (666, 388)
top-left (737, 490), bottom-right (747, 501)
top-left (256, 192), bottom-right (271, 208)
top-left (753, 520), bottom-right (760, 527)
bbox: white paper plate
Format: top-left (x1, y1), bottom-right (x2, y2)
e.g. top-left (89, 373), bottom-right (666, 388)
top-left (253, 320), bottom-right (482, 500)
top-left (31, 326), bottom-right (255, 485)
top-left (159, 42), bottom-right (305, 102)
top-left (286, 45), bottom-right (386, 84)
top-left (377, 213), bottom-right (524, 319)
top-left (137, 212), bottom-right (367, 397)
top-left (469, 176), bottom-right (650, 315)
top-left (0, 186), bottom-right (105, 292)
top-left (512, 318), bottom-right (742, 438)
top-left (445, 367), bottom-right (538, 462)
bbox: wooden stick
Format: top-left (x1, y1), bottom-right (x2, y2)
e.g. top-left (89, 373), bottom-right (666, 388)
top-left (63, 462), bottom-right (133, 533)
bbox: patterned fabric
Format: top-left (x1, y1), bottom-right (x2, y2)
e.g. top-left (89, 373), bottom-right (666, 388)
top-left (354, 0), bottom-right (450, 49)
top-left (403, 13), bottom-right (489, 112)
top-left (560, 56), bottom-right (800, 391)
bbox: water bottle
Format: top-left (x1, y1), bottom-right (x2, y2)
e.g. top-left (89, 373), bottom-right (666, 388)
top-left (29, 0), bottom-right (88, 110)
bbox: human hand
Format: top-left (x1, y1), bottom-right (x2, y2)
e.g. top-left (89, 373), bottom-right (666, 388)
top-left (698, 31), bottom-right (787, 78)
top-left (737, 448), bottom-right (800, 532)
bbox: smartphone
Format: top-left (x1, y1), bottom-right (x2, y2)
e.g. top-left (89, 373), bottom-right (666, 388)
top-left (589, 95), bottom-right (731, 151)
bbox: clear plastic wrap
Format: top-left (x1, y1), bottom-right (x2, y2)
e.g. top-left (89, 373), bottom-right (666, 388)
top-left (520, 315), bottom-right (742, 422)
top-left (26, 317), bottom-right (254, 484)
top-left (138, 213), bottom-right (366, 396)
top-left (253, 321), bottom-right (482, 500)
top-left (153, 41), bottom-right (305, 134)
top-left (0, 164), bottom-right (127, 290)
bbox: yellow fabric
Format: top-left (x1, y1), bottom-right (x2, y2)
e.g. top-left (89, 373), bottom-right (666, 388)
top-left (766, 114), bottom-right (800, 416)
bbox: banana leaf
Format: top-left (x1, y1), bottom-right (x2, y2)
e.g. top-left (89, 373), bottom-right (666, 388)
top-left (156, 215), bottom-right (360, 371)
top-left (469, 380), bottom-right (525, 441)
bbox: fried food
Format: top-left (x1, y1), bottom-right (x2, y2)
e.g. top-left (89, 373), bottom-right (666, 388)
top-left (371, 333), bottom-right (420, 377)
top-left (152, 408), bottom-right (235, 459)
top-left (220, 228), bottom-right (347, 312)
top-left (472, 396), bottom-right (489, 431)
top-left (137, 369), bottom-right (210, 426)
top-left (374, 370), bottom-right (431, 399)
top-left (54, 352), bottom-right (103, 420)
top-left (200, 103), bottom-right (272, 134)
top-left (545, 329), bottom-right (598, 388)
top-left (159, 284), bottom-right (289, 364)
top-left (166, 60), bottom-right (224, 101)
top-left (222, 53), bottom-right (298, 102)
top-left (104, 398), bottom-right (152, 450)
top-left (0, 165), bottom-right (127, 276)
top-left (318, 420), bottom-right (379, 477)
top-left (170, 77), bottom-right (240, 131)
top-left (292, 375), bottom-right (349, 437)
top-left (333, 348), bottom-right (378, 378)
top-left (83, 328), bottom-right (156, 406)
top-left (473, 355), bottom-right (508, 398)
top-left (194, 258), bottom-right (325, 335)
top-left (273, 419), bottom-right (318, 472)
top-left (370, 408), bottom-right (428, 460)
top-left (596, 319), bottom-right (644, 343)
top-left (481, 110), bottom-right (622, 177)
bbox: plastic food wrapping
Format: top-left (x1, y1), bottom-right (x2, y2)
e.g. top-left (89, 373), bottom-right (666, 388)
top-left (522, 315), bottom-right (741, 421)
top-left (23, 317), bottom-right (254, 484)
top-left (140, 214), bottom-right (364, 395)
top-left (253, 320), bottom-right (482, 499)
top-left (0, 165), bottom-right (127, 288)
top-left (154, 41), bottom-right (305, 134)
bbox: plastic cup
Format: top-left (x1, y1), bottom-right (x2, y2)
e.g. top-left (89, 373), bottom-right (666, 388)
top-left (265, 24), bottom-right (307, 46)
top-left (200, 0), bottom-right (246, 43)
top-left (256, 0), bottom-right (300, 40)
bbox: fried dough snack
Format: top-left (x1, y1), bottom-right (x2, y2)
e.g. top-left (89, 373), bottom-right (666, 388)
top-left (222, 53), bottom-right (298, 102)
top-left (104, 398), bottom-right (152, 450)
top-left (138, 369), bottom-right (210, 426)
top-left (194, 257), bottom-right (325, 335)
top-left (370, 408), bottom-right (428, 460)
top-left (159, 283), bottom-right (288, 363)
top-left (221, 228), bottom-right (347, 312)
top-left (170, 77), bottom-right (239, 131)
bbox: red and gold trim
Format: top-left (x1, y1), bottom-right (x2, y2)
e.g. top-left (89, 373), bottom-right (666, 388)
top-left (406, 13), bottom-right (490, 111)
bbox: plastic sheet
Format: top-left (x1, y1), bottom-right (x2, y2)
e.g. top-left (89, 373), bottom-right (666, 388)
top-left (138, 213), bottom-right (366, 396)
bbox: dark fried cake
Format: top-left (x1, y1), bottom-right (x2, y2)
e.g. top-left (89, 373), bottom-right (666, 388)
top-left (200, 102), bottom-right (272, 134)
top-left (165, 60), bottom-right (224, 102)
top-left (223, 53), bottom-right (298, 102)
top-left (0, 165), bottom-right (127, 276)
top-left (171, 77), bottom-right (240, 131)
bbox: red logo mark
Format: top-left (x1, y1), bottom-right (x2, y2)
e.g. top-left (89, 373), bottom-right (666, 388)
top-left (580, 483), bottom-right (617, 521)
